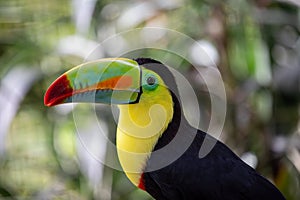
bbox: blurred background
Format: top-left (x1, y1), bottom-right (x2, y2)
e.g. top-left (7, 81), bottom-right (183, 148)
top-left (0, 0), bottom-right (300, 199)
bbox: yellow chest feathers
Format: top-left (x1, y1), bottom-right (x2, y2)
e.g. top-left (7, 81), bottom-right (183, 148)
top-left (116, 86), bottom-right (173, 186)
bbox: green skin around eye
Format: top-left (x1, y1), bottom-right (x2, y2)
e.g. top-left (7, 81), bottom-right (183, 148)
top-left (142, 73), bottom-right (159, 91)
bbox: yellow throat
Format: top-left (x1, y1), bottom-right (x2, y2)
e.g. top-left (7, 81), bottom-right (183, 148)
top-left (116, 73), bottom-right (174, 186)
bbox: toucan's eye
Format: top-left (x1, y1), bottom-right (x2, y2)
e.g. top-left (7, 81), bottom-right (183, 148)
top-left (143, 74), bottom-right (158, 91)
top-left (146, 76), bottom-right (156, 85)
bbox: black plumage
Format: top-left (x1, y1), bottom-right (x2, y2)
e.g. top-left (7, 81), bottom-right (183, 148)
top-left (135, 58), bottom-right (286, 200)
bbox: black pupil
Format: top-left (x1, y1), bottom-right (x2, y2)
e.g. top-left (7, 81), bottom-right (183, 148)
top-left (147, 76), bottom-right (156, 85)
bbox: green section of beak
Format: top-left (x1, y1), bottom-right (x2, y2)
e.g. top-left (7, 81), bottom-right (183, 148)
top-left (44, 58), bottom-right (141, 106)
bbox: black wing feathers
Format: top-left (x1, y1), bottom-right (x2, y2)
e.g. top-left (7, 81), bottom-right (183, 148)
top-left (144, 129), bottom-right (286, 200)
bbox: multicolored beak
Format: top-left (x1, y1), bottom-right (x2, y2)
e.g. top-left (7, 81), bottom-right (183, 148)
top-left (44, 58), bottom-right (141, 107)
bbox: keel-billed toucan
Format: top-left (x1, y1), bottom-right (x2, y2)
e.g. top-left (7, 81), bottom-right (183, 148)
top-left (44, 58), bottom-right (285, 200)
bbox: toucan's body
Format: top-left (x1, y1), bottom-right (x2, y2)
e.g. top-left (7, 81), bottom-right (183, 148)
top-left (143, 123), bottom-right (283, 199)
top-left (45, 58), bottom-right (285, 200)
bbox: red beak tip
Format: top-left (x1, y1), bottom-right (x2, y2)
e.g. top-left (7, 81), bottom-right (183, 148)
top-left (44, 92), bottom-right (55, 107)
top-left (44, 100), bottom-right (52, 107)
top-left (44, 74), bottom-right (73, 107)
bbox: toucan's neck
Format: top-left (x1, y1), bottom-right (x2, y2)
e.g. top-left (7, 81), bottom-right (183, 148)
top-left (152, 91), bottom-right (183, 151)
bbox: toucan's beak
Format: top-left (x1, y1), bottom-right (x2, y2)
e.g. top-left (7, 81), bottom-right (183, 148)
top-left (44, 58), bottom-right (141, 107)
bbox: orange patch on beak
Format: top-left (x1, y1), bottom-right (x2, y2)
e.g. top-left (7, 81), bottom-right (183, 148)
top-left (95, 75), bottom-right (133, 90)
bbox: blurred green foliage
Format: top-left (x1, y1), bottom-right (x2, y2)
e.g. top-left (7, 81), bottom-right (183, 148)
top-left (0, 0), bottom-right (300, 199)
